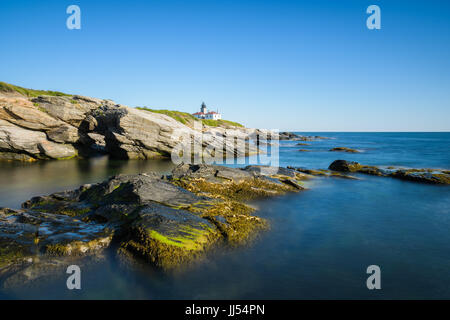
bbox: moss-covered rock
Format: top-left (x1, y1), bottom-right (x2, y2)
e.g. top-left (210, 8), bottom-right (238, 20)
top-left (1, 164), bottom-right (305, 282)
top-left (329, 160), bottom-right (363, 172)
top-left (287, 167), bottom-right (359, 180)
top-left (329, 160), bottom-right (450, 185)
top-left (120, 203), bottom-right (220, 269)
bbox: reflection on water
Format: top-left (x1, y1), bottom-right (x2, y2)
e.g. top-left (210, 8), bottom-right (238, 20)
top-left (0, 156), bottom-right (175, 209)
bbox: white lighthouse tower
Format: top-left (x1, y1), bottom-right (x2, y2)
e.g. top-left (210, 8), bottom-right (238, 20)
top-left (192, 102), bottom-right (222, 120)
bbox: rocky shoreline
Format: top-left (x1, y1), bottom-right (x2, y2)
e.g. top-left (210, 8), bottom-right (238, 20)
top-left (0, 84), bottom-right (261, 162)
top-left (328, 160), bottom-right (450, 184)
top-left (1, 84), bottom-right (449, 291)
top-left (1, 160), bottom-right (448, 289)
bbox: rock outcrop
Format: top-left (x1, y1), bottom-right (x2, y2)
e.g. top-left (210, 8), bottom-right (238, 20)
top-left (329, 160), bottom-right (450, 184)
top-left (0, 86), bottom-right (259, 161)
top-left (329, 147), bottom-right (359, 153)
top-left (278, 132), bottom-right (331, 141)
top-left (0, 164), bottom-right (305, 287)
top-left (287, 166), bottom-right (359, 180)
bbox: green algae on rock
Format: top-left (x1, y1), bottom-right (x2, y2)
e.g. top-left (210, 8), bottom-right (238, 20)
top-left (120, 203), bottom-right (221, 269)
top-left (0, 164), bottom-right (305, 286)
top-left (286, 166), bottom-right (359, 180)
top-left (0, 207), bottom-right (112, 289)
top-left (329, 160), bottom-right (450, 184)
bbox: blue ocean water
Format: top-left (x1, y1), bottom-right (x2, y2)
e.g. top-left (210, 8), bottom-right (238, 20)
top-left (0, 132), bottom-right (449, 299)
top-left (280, 132), bottom-right (450, 169)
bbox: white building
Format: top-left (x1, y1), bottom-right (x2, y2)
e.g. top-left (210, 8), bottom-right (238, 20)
top-left (192, 102), bottom-right (222, 120)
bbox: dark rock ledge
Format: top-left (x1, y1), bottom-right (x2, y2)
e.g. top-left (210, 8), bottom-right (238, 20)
top-left (278, 132), bottom-right (331, 141)
top-left (0, 164), bottom-right (306, 288)
top-left (329, 147), bottom-right (360, 153)
top-left (329, 160), bottom-right (450, 184)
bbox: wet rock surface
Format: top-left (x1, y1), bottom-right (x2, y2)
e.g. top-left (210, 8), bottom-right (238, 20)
top-left (329, 147), bottom-right (359, 153)
top-left (286, 166), bottom-right (359, 180)
top-left (0, 207), bottom-right (112, 288)
top-left (329, 160), bottom-right (450, 184)
top-left (0, 164), bottom-right (305, 287)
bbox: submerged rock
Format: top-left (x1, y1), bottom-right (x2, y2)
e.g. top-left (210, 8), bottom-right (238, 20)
top-left (279, 132), bottom-right (302, 140)
top-left (0, 207), bottom-right (112, 288)
top-left (329, 160), bottom-right (450, 184)
top-left (329, 147), bottom-right (359, 153)
top-left (287, 167), bottom-right (359, 180)
top-left (328, 160), bottom-right (362, 172)
top-left (278, 132), bottom-right (331, 141)
top-left (390, 170), bottom-right (450, 184)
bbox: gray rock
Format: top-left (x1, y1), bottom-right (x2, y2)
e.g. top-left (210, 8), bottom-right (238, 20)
top-left (37, 140), bottom-right (77, 159)
top-left (244, 165), bottom-right (297, 178)
top-left (0, 120), bottom-right (48, 157)
top-left (328, 160), bottom-right (450, 184)
top-left (46, 124), bottom-right (79, 144)
top-left (3, 104), bottom-right (64, 131)
top-left (329, 160), bottom-right (362, 172)
top-left (1, 90), bottom-right (260, 161)
top-left (171, 163), bottom-right (255, 182)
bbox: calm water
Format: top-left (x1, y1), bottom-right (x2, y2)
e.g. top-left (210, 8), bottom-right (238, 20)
top-left (1, 132), bottom-right (449, 299)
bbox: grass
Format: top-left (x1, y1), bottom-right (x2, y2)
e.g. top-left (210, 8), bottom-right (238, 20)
top-left (136, 107), bottom-right (244, 128)
top-left (201, 119), bottom-right (244, 128)
top-left (136, 107), bottom-right (198, 125)
top-left (0, 81), bottom-right (71, 97)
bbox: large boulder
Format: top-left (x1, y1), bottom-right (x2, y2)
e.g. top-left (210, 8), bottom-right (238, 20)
top-left (31, 95), bottom-right (104, 126)
top-left (46, 124), bottom-right (80, 143)
top-left (96, 106), bottom-right (193, 159)
top-left (329, 160), bottom-right (363, 172)
top-left (2, 104), bottom-right (65, 131)
top-left (120, 203), bottom-right (220, 269)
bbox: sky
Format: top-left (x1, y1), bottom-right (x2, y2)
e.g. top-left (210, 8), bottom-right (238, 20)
top-left (0, 0), bottom-right (449, 131)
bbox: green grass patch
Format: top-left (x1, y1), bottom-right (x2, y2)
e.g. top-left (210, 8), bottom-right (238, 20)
top-left (136, 107), bottom-right (198, 125)
top-left (136, 107), bottom-right (244, 127)
top-left (0, 81), bottom-right (71, 97)
top-left (201, 119), bottom-right (244, 128)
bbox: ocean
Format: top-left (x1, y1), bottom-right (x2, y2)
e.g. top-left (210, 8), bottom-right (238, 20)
top-left (1, 132), bottom-right (449, 299)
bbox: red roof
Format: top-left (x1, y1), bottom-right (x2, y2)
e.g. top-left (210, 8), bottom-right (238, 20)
top-left (207, 111), bottom-right (218, 114)
top-left (192, 112), bottom-right (204, 115)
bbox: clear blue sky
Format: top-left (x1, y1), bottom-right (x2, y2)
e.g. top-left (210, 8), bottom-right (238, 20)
top-left (1, 0), bottom-right (449, 131)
